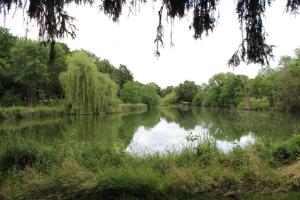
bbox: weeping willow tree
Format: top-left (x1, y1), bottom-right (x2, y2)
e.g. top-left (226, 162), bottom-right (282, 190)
top-left (60, 51), bottom-right (119, 115)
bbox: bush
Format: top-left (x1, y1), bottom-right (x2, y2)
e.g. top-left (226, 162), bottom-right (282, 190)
top-left (238, 97), bottom-right (271, 110)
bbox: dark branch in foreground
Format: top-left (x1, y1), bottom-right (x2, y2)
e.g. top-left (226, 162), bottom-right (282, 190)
top-left (0, 0), bottom-right (299, 65)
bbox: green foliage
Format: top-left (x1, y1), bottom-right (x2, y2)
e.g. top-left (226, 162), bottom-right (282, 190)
top-left (47, 43), bottom-right (70, 97)
top-left (160, 90), bottom-right (177, 105)
top-left (147, 82), bottom-right (162, 97)
top-left (0, 106), bottom-right (64, 121)
top-left (140, 85), bottom-right (160, 108)
top-left (120, 81), bottom-right (142, 103)
top-left (1, 133), bottom-right (300, 199)
top-left (0, 27), bottom-right (16, 61)
top-left (176, 81), bottom-right (198, 103)
top-left (192, 91), bottom-right (203, 106)
top-left (60, 51), bottom-right (119, 114)
top-left (10, 39), bottom-right (49, 106)
top-left (0, 90), bottom-right (22, 107)
top-left (161, 86), bottom-right (174, 98)
top-left (271, 134), bottom-right (300, 164)
top-left (202, 73), bottom-right (248, 108)
top-left (0, 144), bottom-right (37, 173)
top-left (97, 59), bottom-right (115, 75)
top-left (111, 64), bottom-right (134, 89)
top-left (238, 97), bottom-right (271, 110)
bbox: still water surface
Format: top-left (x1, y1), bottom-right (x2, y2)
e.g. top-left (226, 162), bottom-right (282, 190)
top-left (1, 107), bottom-right (299, 154)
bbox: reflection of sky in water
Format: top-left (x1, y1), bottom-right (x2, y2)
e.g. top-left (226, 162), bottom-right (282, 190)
top-left (126, 119), bottom-right (255, 155)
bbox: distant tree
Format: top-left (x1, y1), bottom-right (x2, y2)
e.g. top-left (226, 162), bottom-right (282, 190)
top-left (0, 27), bottom-right (16, 62)
top-left (97, 59), bottom-right (115, 75)
top-left (10, 39), bottom-right (49, 107)
top-left (192, 90), bottom-right (204, 106)
top-left (140, 85), bottom-right (160, 107)
top-left (161, 86), bottom-right (174, 97)
top-left (202, 73), bottom-right (248, 108)
top-left (147, 82), bottom-right (162, 97)
top-left (120, 81), bottom-right (142, 103)
top-left (112, 64), bottom-right (134, 89)
top-left (60, 51), bottom-right (119, 114)
top-left (176, 81), bottom-right (198, 103)
top-left (278, 49), bottom-right (300, 111)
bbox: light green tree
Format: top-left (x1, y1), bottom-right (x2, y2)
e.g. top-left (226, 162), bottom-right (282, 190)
top-left (120, 81), bottom-right (142, 103)
top-left (60, 51), bottom-right (119, 114)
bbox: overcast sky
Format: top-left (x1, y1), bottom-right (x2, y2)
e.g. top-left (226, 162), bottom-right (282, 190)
top-left (1, 0), bottom-right (300, 88)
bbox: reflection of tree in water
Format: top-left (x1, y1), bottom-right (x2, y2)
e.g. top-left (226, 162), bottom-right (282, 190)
top-left (0, 118), bottom-right (66, 143)
top-left (66, 115), bottom-right (122, 147)
top-left (192, 109), bottom-right (300, 141)
top-left (160, 107), bottom-right (300, 141)
top-left (1, 108), bottom-right (299, 148)
top-left (119, 109), bottom-right (161, 144)
top-left (160, 108), bottom-right (199, 130)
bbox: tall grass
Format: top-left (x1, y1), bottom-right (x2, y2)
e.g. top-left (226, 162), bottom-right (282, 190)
top-left (0, 106), bottom-right (65, 121)
top-left (0, 133), bottom-right (299, 199)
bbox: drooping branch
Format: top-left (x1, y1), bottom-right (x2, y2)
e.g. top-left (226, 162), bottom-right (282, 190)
top-left (228, 0), bottom-right (274, 66)
top-left (154, 2), bottom-right (164, 57)
top-left (0, 0), bottom-right (299, 66)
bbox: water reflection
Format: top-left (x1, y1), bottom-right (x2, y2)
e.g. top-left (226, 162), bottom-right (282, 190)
top-left (126, 119), bottom-right (256, 154)
top-left (0, 107), bottom-right (299, 155)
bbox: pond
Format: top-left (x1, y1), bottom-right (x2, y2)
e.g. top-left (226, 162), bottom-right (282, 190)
top-left (1, 107), bottom-right (300, 155)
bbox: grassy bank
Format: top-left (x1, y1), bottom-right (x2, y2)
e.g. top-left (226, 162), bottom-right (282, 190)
top-left (0, 104), bottom-right (148, 121)
top-left (0, 133), bottom-right (299, 199)
top-left (0, 106), bottom-right (65, 121)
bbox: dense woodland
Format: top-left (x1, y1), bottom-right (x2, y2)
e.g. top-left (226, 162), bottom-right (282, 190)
top-left (1, 27), bottom-right (300, 113)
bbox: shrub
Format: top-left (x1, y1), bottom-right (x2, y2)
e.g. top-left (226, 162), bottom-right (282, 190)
top-left (238, 97), bottom-right (271, 110)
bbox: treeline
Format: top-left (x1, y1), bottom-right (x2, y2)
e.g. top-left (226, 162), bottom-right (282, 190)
top-left (159, 50), bottom-right (300, 112)
top-left (1, 27), bottom-right (299, 112)
top-left (0, 27), bottom-right (160, 112)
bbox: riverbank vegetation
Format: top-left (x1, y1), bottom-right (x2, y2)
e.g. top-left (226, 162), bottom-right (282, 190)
top-left (160, 50), bottom-right (300, 112)
top-left (0, 132), bottom-right (299, 199)
top-left (0, 27), bottom-right (159, 114)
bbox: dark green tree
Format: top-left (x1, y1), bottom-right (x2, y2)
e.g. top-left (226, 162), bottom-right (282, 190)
top-left (112, 64), bottom-right (134, 88)
top-left (10, 39), bottom-right (49, 107)
top-left (176, 80), bottom-right (198, 103)
top-left (47, 43), bottom-right (70, 98)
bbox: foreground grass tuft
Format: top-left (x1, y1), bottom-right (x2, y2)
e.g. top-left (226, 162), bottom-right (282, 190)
top-left (0, 133), bottom-right (299, 199)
